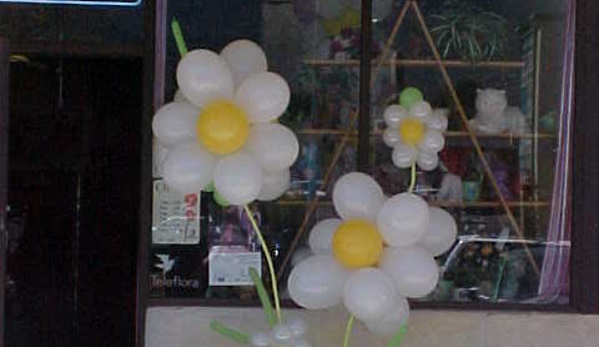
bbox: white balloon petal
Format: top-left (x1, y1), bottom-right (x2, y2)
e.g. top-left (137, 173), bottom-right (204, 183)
top-left (380, 246), bottom-right (440, 298)
top-left (288, 255), bottom-right (349, 310)
top-left (418, 207), bottom-right (458, 256)
top-left (432, 108), bottom-right (449, 117)
top-left (409, 101), bottom-right (432, 119)
top-left (308, 218), bottom-right (343, 255)
top-left (213, 152), bottom-right (262, 205)
top-left (377, 193), bottom-right (429, 246)
top-left (365, 297), bottom-right (410, 337)
top-left (343, 268), bottom-right (397, 322)
top-left (427, 109), bottom-right (449, 132)
top-left (176, 49), bottom-right (234, 108)
top-left (291, 247), bottom-right (314, 268)
top-left (245, 123), bottom-right (299, 172)
top-left (236, 72), bottom-right (291, 123)
top-left (220, 39), bottom-right (268, 87)
top-left (418, 129), bottom-right (445, 153)
top-left (383, 128), bottom-right (402, 148)
top-left (392, 144), bottom-right (418, 168)
top-left (332, 172), bottom-right (385, 222)
top-left (250, 332), bottom-right (270, 347)
top-left (151, 102), bottom-right (198, 147)
top-left (153, 140), bottom-right (169, 178)
top-left (383, 105), bottom-right (408, 129)
top-left (163, 142), bottom-right (215, 194)
top-left (257, 169), bottom-right (290, 201)
top-left (417, 151), bottom-right (439, 171)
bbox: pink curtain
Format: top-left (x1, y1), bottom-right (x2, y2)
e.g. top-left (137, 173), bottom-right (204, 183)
top-left (537, 0), bottom-right (576, 302)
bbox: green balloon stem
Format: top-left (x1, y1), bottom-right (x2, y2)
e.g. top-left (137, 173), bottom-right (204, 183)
top-left (171, 18), bottom-right (188, 58)
top-left (210, 320), bottom-right (249, 345)
top-left (249, 267), bottom-right (277, 328)
top-left (387, 324), bottom-right (408, 347)
top-left (343, 315), bottom-right (355, 347)
top-left (399, 87), bottom-right (423, 109)
top-left (213, 190), bottom-right (230, 207)
top-left (204, 182), bottom-right (215, 193)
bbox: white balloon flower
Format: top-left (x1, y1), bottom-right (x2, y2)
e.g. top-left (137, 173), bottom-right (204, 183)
top-left (382, 101), bottom-right (448, 171)
top-left (288, 172), bottom-right (458, 338)
top-left (152, 40), bottom-right (299, 205)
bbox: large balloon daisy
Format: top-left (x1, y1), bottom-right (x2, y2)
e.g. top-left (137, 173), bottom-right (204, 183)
top-left (288, 172), bottom-right (457, 338)
top-left (382, 87), bottom-right (448, 171)
top-left (152, 40), bottom-right (299, 205)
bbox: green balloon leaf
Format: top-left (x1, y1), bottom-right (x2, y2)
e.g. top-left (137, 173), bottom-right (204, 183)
top-left (204, 182), bottom-right (215, 193)
top-left (213, 190), bottom-right (230, 207)
top-left (249, 267), bottom-right (277, 328)
top-left (210, 320), bottom-right (249, 344)
top-left (171, 18), bottom-right (188, 58)
top-left (399, 87), bottom-right (423, 109)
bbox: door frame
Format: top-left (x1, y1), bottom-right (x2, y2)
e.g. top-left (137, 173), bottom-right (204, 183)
top-left (0, 37), bottom-right (9, 347)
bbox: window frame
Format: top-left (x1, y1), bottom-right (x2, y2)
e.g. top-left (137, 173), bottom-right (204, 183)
top-left (136, 0), bottom-right (599, 344)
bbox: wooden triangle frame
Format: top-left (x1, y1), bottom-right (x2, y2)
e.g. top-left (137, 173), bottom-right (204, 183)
top-left (279, 0), bottom-right (540, 279)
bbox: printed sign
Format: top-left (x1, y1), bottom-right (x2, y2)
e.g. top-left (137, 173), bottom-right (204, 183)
top-left (152, 180), bottom-right (200, 244)
top-left (150, 249), bottom-right (203, 297)
top-left (208, 246), bottom-right (261, 286)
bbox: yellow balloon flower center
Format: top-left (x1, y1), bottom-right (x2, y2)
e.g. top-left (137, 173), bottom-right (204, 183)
top-left (196, 100), bottom-right (250, 154)
top-left (399, 117), bottom-right (425, 145)
top-left (332, 219), bottom-right (383, 269)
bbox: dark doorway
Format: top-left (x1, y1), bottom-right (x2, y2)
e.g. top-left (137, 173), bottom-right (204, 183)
top-left (5, 57), bottom-right (142, 347)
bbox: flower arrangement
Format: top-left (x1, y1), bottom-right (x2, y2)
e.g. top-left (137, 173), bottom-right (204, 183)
top-left (381, 87), bottom-right (449, 171)
top-left (153, 29), bottom-right (299, 206)
top-left (156, 20), bottom-right (458, 347)
top-left (288, 170), bottom-right (457, 344)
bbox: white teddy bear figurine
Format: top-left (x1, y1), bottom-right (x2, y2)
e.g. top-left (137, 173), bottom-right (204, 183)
top-left (469, 88), bottom-right (528, 135)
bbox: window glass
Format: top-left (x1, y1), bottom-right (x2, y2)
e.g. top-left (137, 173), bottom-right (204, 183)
top-left (153, 0), bottom-right (572, 306)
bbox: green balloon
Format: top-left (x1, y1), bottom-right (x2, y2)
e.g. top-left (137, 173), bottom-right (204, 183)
top-left (204, 182), bottom-right (215, 193)
top-left (213, 190), bottom-right (229, 207)
top-left (399, 87), bottom-right (424, 109)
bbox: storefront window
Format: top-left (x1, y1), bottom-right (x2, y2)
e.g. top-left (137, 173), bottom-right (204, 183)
top-left (151, 0), bottom-right (573, 306)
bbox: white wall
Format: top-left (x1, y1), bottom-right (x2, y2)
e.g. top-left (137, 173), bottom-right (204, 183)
top-left (146, 306), bottom-right (599, 347)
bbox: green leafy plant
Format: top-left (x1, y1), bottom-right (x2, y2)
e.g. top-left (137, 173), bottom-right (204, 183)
top-left (430, 1), bottom-right (510, 62)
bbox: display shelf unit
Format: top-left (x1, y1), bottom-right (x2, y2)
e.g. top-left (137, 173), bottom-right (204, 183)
top-left (297, 128), bottom-right (556, 139)
top-left (279, 0), bottom-right (549, 281)
top-left (303, 59), bottom-right (525, 69)
top-left (275, 199), bottom-right (549, 208)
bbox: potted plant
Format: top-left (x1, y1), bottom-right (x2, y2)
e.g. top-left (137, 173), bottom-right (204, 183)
top-left (429, 0), bottom-right (510, 62)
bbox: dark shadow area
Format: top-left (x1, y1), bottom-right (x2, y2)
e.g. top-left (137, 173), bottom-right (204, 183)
top-left (6, 57), bottom-right (142, 347)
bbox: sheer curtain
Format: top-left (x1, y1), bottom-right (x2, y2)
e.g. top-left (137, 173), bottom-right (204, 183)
top-left (537, 0), bottom-right (575, 303)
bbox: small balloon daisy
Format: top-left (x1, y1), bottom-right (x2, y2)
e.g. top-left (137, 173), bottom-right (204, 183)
top-left (382, 87), bottom-right (449, 171)
top-left (152, 39), bottom-right (299, 205)
top-left (288, 172), bottom-right (457, 338)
